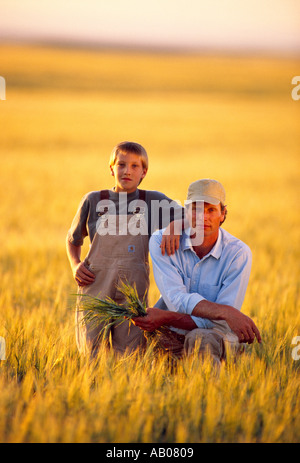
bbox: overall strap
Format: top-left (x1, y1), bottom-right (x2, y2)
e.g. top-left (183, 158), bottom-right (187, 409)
top-left (138, 189), bottom-right (146, 201)
top-left (100, 190), bottom-right (110, 200)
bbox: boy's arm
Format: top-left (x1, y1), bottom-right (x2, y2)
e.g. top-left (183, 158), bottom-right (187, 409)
top-left (66, 238), bottom-right (95, 286)
top-left (147, 191), bottom-right (185, 255)
top-left (160, 219), bottom-right (183, 256)
top-left (66, 193), bottom-right (95, 286)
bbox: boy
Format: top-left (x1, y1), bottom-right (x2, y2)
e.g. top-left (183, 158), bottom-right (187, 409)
top-left (66, 141), bottom-right (182, 356)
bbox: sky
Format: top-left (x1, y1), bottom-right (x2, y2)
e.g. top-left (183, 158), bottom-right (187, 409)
top-left (0, 0), bottom-right (299, 54)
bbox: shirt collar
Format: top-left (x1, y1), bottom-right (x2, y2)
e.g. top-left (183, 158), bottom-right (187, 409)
top-left (182, 228), bottom-right (223, 260)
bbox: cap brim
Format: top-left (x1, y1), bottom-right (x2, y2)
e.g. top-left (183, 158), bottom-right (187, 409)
top-left (185, 196), bottom-right (220, 205)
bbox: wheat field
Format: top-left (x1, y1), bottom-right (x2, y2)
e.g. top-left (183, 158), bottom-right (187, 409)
top-left (0, 44), bottom-right (299, 443)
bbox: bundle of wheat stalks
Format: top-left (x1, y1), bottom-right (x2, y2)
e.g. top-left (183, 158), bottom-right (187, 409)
top-left (77, 282), bottom-right (184, 357)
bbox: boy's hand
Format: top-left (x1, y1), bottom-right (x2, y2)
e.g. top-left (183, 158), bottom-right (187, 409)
top-left (160, 220), bottom-right (182, 256)
top-left (73, 262), bottom-right (95, 287)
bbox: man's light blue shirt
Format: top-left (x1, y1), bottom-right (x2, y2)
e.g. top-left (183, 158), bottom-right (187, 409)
top-left (149, 227), bottom-right (252, 332)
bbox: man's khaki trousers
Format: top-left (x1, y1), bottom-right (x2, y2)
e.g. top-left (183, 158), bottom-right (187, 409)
top-left (183, 320), bottom-right (243, 365)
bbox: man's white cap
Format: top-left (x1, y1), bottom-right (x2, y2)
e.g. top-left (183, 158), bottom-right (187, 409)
top-left (186, 179), bottom-right (226, 205)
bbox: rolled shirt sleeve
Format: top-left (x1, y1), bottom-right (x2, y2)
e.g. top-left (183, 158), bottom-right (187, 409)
top-left (149, 228), bottom-right (252, 329)
top-left (67, 194), bottom-right (89, 246)
top-left (149, 231), bottom-right (213, 329)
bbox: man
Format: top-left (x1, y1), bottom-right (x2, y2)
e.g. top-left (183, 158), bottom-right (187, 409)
top-left (133, 179), bottom-right (261, 364)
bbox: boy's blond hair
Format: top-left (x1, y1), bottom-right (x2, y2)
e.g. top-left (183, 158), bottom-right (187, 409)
top-left (109, 141), bottom-right (149, 170)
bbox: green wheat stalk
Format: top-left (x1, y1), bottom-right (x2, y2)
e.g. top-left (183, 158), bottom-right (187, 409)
top-left (77, 281), bottom-right (184, 357)
top-left (77, 281), bottom-right (147, 334)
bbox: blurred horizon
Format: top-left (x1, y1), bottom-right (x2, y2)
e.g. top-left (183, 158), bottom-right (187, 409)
top-left (1, 37), bottom-right (299, 59)
top-left (0, 0), bottom-right (299, 56)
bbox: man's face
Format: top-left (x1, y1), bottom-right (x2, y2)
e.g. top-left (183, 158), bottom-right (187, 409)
top-left (187, 201), bottom-right (226, 240)
top-left (110, 152), bottom-right (147, 194)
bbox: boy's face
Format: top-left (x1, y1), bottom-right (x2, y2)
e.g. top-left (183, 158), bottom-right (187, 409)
top-left (110, 152), bottom-right (147, 194)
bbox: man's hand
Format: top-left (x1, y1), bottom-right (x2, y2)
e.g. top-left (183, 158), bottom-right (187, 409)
top-left (132, 307), bottom-right (167, 332)
top-left (192, 300), bottom-right (262, 344)
top-left (160, 220), bottom-right (182, 256)
top-left (224, 307), bottom-right (261, 344)
top-left (133, 307), bottom-right (198, 332)
top-left (73, 262), bottom-right (95, 287)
